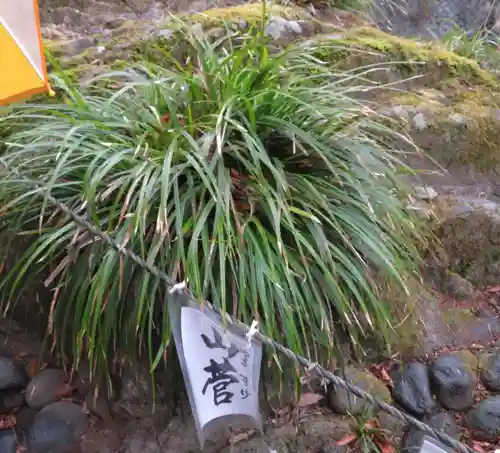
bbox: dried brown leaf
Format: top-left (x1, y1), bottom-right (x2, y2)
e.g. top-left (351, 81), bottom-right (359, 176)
top-left (336, 433), bottom-right (357, 446)
top-left (298, 392), bottom-right (323, 407)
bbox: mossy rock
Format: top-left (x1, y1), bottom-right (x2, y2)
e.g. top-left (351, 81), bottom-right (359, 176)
top-left (309, 26), bottom-right (497, 90)
top-left (47, 3), bottom-right (323, 70)
top-left (450, 350), bottom-right (480, 374)
top-left (434, 210), bottom-right (500, 288)
top-left (328, 366), bottom-right (391, 415)
top-left (371, 81), bottom-right (500, 173)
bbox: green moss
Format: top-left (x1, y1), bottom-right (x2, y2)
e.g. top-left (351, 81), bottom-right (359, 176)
top-left (440, 308), bottom-right (476, 330)
top-left (311, 26), bottom-right (497, 88)
top-left (177, 4), bottom-right (310, 26)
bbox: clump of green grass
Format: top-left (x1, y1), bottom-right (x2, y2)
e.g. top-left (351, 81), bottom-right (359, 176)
top-left (441, 23), bottom-right (500, 71)
top-left (0, 22), bottom-right (423, 384)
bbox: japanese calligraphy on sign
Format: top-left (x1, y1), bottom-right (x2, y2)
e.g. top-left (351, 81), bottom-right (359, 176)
top-left (180, 307), bottom-right (261, 430)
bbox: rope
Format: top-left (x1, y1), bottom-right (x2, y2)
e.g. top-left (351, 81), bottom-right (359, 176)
top-left (0, 161), bottom-right (476, 453)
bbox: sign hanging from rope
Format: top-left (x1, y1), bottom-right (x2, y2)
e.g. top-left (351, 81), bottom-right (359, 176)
top-left (168, 288), bottom-right (263, 448)
top-left (0, 0), bottom-right (52, 105)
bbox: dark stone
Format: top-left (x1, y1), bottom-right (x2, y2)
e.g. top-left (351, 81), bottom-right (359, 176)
top-left (401, 412), bottom-right (460, 453)
top-left (26, 369), bottom-right (67, 410)
top-left (0, 357), bottom-right (27, 390)
top-left (0, 429), bottom-right (18, 453)
top-left (26, 402), bottom-right (88, 453)
top-left (431, 354), bottom-right (475, 411)
top-left (0, 389), bottom-right (24, 413)
top-left (377, 412), bottom-right (407, 440)
top-left (16, 407), bottom-right (38, 440)
top-left (390, 362), bottom-right (436, 416)
top-left (481, 354), bottom-right (500, 391)
top-left (467, 396), bottom-right (500, 441)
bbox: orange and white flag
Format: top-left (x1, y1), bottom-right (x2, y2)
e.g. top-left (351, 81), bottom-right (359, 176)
top-left (0, 0), bottom-right (51, 105)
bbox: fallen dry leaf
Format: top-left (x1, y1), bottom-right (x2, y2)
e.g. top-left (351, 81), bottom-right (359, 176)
top-left (298, 392), bottom-right (324, 408)
top-left (336, 433), bottom-right (357, 446)
top-left (229, 430), bottom-right (256, 445)
top-left (27, 358), bottom-right (38, 378)
top-left (369, 364), bottom-right (393, 387)
top-left (484, 286), bottom-right (500, 294)
top-left (364, 419), bottom-right (379, 430)
top-left (0, 415), bottom-right (16, 429)
top-left (470, 441), bottom-right (487, 453)
top-left (380, 367), bottom-right (393, 387)
top-left (375, 438), bottom-right (395, 453)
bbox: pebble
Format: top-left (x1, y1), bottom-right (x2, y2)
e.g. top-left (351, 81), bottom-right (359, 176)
top-left (26, 369), bottom-right (68, 410)
top-left (431, 354), bottom-right (476, 411)
top-left (441, 273), bottom-right (475, 301)
top-left (412, 112), bottom-right (428, 131)
top-left (467, 396), bottom-right (500, 441)
top-left (390, 362), bottom-right (436, 416)
top-left (481, 353), bottom-right (500, 391)
top-left (25, 402), bottom-right (88, 453)
top-left (401, 412), bottom-right (460, 453)
top-left (0, 429), bottom-right (18, 453)
top-left (0, 357), bottom-right (28, 390)
top-left (0, 389), bottom-right (24, 412)
top-left (413, 185), bottom-right (438, 201)
top-left (327, 367), bottom-right (391, 415)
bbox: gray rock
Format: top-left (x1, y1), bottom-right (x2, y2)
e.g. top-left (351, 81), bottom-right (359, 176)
top-left (0, 357), bottom-right (28, 390)
top-left (16, 406), bottom-right (38, 440)
top-left (377, 411), bottom-right (407, 440)
top-left (402, 412), bottom-right (460, 453)
top-left (481, 353), bottom-right (500, 391)
top-left (26, 402), bottom-right (88, 453)
top-left (412, 113), bottom-right (428, 131)
top-left (0, 389), bottom-right (24, 412)
top-left (67, 38), bottom-right (96, 57)
top-left (26, 369), bottom-right (68, 410)
top-left (390, 362), bottom-right (436, 416)
top-left (442, 273), bottom-right (475, 301)
top-left (467, 396), bottom-right (500, 441)
top-left (449, 113), bottom-right (469, 126)
top-left (328, 367), bottom-right (391, 415)
top-left (413, 186), bottom-right (438, 201)
top-left (431, 354), bottom-right (476, 411)
top-left (0, 429), bottom-right (17, 453)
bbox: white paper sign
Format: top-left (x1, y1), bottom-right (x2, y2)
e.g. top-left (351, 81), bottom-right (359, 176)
top-left (181, 306), bottom-right (261, 429)
top-left (419, 436), bottom-right (451, 453)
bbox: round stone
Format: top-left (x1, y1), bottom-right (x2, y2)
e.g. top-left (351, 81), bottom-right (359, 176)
top-left (0, 357), bottom-right (27, 390)
top-left (481, 354), bottom-right (500, 391)
top-left (431, 354), bottom-right (475, 411)
top-left (0, 389), bottom-right (24, 413)
top-left (402, 412), bottom-right (460, 453)
top-left (0, 429), bottom-right (17, 453)
top-left (390, 362), bottom-right (436, 416)
top-left (467, 396), bottom-right (500, 441)
top-left (26, 369), bottom-right (67, 410)
top-left (25, 402), bottom-right (88, 453)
